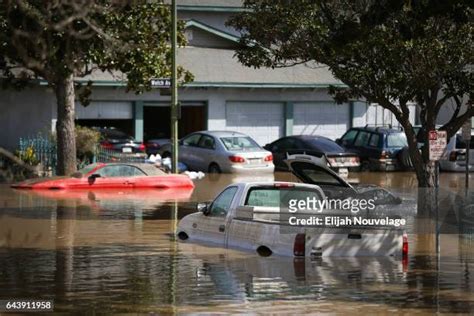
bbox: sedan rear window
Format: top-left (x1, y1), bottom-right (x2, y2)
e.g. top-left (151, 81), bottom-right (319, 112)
top-left (220, 137), bottom-right (260, 151)
top-left (100, 129), bottom-right (132, 140)
top-left (306, 138), bottom-right (344, 152)
top-left (387, 133), bottom-right (408, 147)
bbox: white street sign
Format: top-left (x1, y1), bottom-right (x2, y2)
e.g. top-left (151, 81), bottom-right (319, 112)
top-left (151, 78), bottom-right (171, 88)
top-left (429, 130), bottom-right (447, 161)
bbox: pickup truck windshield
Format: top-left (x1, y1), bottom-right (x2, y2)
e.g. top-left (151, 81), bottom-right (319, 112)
top-left (245, 187), bottom-right (322, 207)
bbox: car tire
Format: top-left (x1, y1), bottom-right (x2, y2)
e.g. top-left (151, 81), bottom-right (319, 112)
top-left (399, 147), bottom-right (413, 170)
top-left (208, 163), bottom-right (221, 174)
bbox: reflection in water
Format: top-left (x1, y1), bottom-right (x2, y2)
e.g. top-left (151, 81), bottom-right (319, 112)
top-left (0, 170), bottom-right (474, 313)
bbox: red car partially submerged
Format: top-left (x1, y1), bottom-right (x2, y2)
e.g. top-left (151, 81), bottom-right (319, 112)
top-left (12, 163), bottom-right (195, 190)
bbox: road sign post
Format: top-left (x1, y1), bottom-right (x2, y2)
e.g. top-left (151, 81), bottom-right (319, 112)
top-left (429, 130), bottom-right (447, 257)
top-left (462, 120), bottom-right (472, 191)
top-left (171, 0), bottom-right (179, 174)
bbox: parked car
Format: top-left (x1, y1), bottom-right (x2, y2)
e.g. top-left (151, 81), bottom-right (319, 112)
top-left (11, 163), bottom-right (195, 189)
top-left (263, 135), bottom-right (360, 174)
top-left (159, 131), bottom-right (274, 174)
top-left (177, 154), bottom-right (408, 258)
top-left (336, 126), bottom-right (408, 171)
top-left (145, 138), bottom-right (171, 156)
top-left (440, 130), bottom-right (474, 172)
top-left (94, 127), bottom-right (146, 156)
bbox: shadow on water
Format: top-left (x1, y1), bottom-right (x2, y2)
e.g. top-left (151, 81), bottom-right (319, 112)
top-left (0, 170), bottom-right (473, 314)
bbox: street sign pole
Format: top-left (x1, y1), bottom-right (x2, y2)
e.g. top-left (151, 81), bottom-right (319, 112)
top-left (462, 120), bottom-right (472, 192)
top-left (429, 130), bottom-right (447, 257)
top-left (171, 0), bottom-right (178, 174)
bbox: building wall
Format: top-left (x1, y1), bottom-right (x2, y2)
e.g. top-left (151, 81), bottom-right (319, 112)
top-left (0, 87), bottom-right (55, 150)
top-left (0, 85), bottom-right (420, 150)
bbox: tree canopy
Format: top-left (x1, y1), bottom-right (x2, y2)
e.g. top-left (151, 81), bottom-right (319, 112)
top-left (0, 0), bottom-right (192, 174)
top-left (0, 0), bottom-right (192, 92)
top-left (229, 0), bottom-right (473, 187)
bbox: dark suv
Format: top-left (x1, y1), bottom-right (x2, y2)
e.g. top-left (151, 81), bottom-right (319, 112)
top-left (336, 126), bottom-right (408, 171)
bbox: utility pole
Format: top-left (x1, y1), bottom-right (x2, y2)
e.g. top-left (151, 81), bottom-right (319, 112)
top-left (171, 0), bottom-right (179, 174)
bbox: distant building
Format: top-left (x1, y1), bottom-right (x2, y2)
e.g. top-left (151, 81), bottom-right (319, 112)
top-left (0, 0), bottom-right (418, 150)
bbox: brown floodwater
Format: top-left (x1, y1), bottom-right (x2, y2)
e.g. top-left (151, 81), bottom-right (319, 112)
top-left (0, 171), bottom-right (473, 314)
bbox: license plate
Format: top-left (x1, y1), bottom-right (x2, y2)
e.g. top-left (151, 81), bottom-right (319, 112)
top-left (122, 147), bottom-right (132, 153)
top-left (248, 158), bottom-right (261, 164)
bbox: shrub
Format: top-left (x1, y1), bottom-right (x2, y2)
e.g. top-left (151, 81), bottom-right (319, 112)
top-left (75, 126), bottom-right (101, 161)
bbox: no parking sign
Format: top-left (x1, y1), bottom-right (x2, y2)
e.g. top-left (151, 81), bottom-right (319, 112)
top-left (429, 130), bottom-right (447, 161)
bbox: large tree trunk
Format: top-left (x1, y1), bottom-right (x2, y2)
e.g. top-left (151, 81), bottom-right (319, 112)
top-left (55, 73), bottom-right (77, 176)
top-left (401, 117), bottom-right (438, 216)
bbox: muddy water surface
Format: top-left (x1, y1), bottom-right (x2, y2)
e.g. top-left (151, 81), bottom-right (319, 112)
top-left (1, 171), bottom-right (474, 314)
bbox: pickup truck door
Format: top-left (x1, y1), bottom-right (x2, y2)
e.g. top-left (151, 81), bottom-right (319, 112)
top-left (198, 186), bottom-right (239, 245)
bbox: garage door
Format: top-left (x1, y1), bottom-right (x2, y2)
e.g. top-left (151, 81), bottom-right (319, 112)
top-left (293, 102), bottom-right (349, 140)
top-left (226, 102), bottom-right (284, 145)
top-left (75, 101), bottom-right (132, 119)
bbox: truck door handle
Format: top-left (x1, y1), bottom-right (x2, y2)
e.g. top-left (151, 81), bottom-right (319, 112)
top-left (219, 225), bottom-right (225, 232)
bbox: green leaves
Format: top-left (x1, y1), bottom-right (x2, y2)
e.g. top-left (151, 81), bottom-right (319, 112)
top-left (230, 0), bottom-right (472, 112)
top-left (0, 1), bottom-right (193, 94)
top-left (230, 0), bottom-right (473, 186)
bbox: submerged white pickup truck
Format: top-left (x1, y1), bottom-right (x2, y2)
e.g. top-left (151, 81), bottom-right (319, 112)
top-left (177, 155), bottom-right (408, 258)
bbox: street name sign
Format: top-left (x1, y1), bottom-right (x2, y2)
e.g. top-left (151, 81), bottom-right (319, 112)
top-left (151, 78), bottom-right (171, 88)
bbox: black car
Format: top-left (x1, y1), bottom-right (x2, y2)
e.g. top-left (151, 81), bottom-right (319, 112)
top-left (145, 138), bottom-right (171, 156)
top-left (263, 135), bottom-right (360, 173)
top-left (336, 126), bottom-right (408, 171)
top-left (94, 127), bottom-right (146, 155)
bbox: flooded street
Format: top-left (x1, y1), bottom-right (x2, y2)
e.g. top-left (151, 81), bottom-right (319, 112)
top-left (1, 171), bottom-right (474, 314)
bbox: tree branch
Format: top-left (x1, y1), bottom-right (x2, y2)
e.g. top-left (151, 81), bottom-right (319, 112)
top-left (440, 97), bottom-right (473, 139)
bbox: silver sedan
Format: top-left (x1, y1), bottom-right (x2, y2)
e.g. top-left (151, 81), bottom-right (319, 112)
top-left (159, 131), bottom-right (275, 173)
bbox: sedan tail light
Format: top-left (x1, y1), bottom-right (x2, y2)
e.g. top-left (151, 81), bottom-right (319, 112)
top-left (138, 143), bottom-right (146, 152)
top-left (229, 155), bottom-right (245, 163)
top-left (101, 141), bottom-right (114, 150)
top-left (264, 154), bottom-right (273, 162)
top-left (327, 157), bottom-right (336, 166)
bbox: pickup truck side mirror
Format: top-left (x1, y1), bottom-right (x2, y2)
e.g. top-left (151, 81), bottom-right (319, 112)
top-left (335, 138), bottom-right (341, 145)
top-left (88, 174), bottom-right (101, 180)
top-left (197, 202), bottom-right (210, 215)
